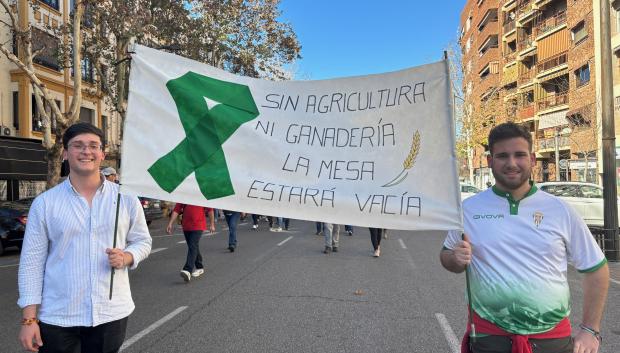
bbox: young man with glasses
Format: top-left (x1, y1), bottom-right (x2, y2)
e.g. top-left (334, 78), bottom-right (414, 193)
top-left (18, 122), bottom-right (152, 352)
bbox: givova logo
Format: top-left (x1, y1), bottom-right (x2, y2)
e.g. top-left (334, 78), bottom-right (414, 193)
top-left (472, 214), bottom-right (504, 220)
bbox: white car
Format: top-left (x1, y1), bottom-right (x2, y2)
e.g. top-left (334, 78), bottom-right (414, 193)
top-left (461, 183), bottom-right (482, 200)
top-left (537, 181), bottom-right (620, 228)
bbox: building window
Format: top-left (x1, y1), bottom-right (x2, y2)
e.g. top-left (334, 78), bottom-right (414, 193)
top-left (575, 64), bottom-right (590, 88)
top-left (79, 107), bottom-right (94, 124)
top-left (72, 57), bottom-right (95, 83)
top-left (32, 97), bottom-right (60, 132)
top-left (82, 58), bottom-right (94, 83)
top-left (102, 115), bottom-right (108, 147)
top-left (12, 33), bottom-right (18, 56)
top-left (571, 21), bottom-right (587, 45)
top-left (40, 0), bottom-right (60, 11)
top-left (32, 28), bottom-right (60, 71)
top-left (616, 96), bottom-right (620, 111)
top-left (13, 92), bottom-right (19, 130)
top-left (32, 96), bottom-right (43, 132)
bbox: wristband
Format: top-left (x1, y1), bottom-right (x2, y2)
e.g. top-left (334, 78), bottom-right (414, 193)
top-left (21, 318), bottom-right (40, 326)
top-left (579, 324), bottom-right (602, 343)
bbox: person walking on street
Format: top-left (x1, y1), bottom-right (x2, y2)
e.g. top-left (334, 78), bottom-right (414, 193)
top-left (323, 223), bottom-right (340, 253)
top-left (440, 122), bottom-right (609, 353)
top-left (18, 123), bottom-right (152, 353)
top-left (167, 204), bottom-right (215, 282)
top-left (345, 225), bottom-right (353, 236)
top-left (224, 210), bottom-right (241, 252)
top-left (369, 228), bottom-right (384, 257)
top-left (251, 214), bottom-right (260, 230)
top-left (315, 222), bottom-right (323, 236)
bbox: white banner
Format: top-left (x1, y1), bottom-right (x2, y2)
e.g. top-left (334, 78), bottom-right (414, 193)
top-left (121, 45), bottom-right (462, 231)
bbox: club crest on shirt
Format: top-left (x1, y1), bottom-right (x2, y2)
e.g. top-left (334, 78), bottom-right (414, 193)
top-left (533, 211), bottom-right (544, 227)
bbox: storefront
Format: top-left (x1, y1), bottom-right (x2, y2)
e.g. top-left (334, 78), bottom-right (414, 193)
top-left (0, 136), bottom-right (47, 200)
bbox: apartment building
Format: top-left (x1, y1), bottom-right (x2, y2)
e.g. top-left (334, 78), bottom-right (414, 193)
top-left (460, 0), bottom-right (500, 188)
top-left (460, 0), bottom-right (601, 185)
top-left (0, 0), bottom-right (122, 200)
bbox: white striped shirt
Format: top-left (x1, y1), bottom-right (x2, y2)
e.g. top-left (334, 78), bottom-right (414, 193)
top-left (18, 178), bottom-right (152, 327)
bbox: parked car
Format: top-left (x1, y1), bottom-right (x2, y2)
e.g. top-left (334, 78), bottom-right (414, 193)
top-left (460, 183), bottom-right (482, 200)
top-left (537, 181), bottom-right (619, 228)
top-left (139, 197), bottom-right (163, 225)
top-left (0, 198), bottom-right (33, 255)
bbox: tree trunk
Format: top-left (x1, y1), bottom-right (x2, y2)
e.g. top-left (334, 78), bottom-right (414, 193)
top-left (45, 137), bottom-right (64, 189)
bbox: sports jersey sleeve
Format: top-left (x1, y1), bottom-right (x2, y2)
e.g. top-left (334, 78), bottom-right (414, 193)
top-left (443, 230), bottom-right (462, 250)
top-left (563, 201), bottom-right (606, 272)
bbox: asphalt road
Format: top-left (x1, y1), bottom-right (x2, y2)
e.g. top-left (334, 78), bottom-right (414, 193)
top-left (0, 217), bottom-right (619, 353)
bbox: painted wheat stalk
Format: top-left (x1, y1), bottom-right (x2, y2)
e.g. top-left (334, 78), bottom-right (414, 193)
top-left (382, 131), bottom-right (421, 187)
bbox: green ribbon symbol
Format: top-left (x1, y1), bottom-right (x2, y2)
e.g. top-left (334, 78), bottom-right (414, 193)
top-left (148, 71), bottom-right (259, 199)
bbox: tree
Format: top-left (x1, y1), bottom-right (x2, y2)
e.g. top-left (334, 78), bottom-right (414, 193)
top-left (446, 41), bottom-right (501, 185)
top-left (1, 1), bottom-right (302, 188)
top-left (187, 0), bottom-right (301, 80)
top-left (87, 0), bottom-right (301, 129)
top-left (0, 0), bottom-right (86, 187)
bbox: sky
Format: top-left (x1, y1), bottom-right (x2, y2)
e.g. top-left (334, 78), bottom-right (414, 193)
top-left (278, 1), bottom-right (466, 80)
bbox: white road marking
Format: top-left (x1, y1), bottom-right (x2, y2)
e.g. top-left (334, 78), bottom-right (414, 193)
top-left (405, 253), bottom-right (417, 269)
top-left (120, 306), bottom-right (188, 351)
top-left (0, 263), bottom-right (19, 268)
top-left (277, 236), bottom-right (293, 246)
top-left (177, 241), bottom-right (186, 244)
top-left (610, 278), bottom-right (620, 286)
top-left (435, 313), bottom-right (460, 353)
top-left (150, 248), bottom-right (167, 254)
top-left (398, 238), bottom-right (407, 249)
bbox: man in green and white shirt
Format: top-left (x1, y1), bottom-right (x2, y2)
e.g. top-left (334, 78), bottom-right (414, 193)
top-left (440, 122), bottom-right (609, 353)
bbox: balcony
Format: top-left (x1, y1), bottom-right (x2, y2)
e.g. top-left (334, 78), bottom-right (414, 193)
top-left (537, 92), bottom-right (568, 111)
top-left (478, 7), bottom-right (499, 32)
top-left (504, 20), bottom-right (516, 34)
top-left (535, 10), bottom-right (566, 37)
top-left (504, 86), bottom-right (517, 97)
top-left (518, 68), bottom-right (534, 86)
top-left (517, 34), bottom-right (534, 52)
top-left (518, 104), bottom-right (535, 119)
top-left (536, 52), bottom-right (567, 74)
top-left (502, 63), bottom-right (518, 85)
top-left (537, 136), bottom-right (570, 151)
top-left (517, 1), bottom-right (536, 22)
top-left (479, 46), bottom-right (499, 66)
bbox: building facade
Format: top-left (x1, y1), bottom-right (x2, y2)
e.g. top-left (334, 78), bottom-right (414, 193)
top-left (460, 0), bottom-right (602, 185)
top-left (0, 0), bottom-right (122, 200)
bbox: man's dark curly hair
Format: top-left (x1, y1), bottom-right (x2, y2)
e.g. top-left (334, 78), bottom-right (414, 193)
top-left (488, 122), bottom-right (532, 154)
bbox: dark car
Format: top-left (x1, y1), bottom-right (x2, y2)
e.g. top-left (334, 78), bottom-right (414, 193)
top-left (0, 198), bottom-right (33, 255)
top-left (138, 197), bottom-right (163, 225)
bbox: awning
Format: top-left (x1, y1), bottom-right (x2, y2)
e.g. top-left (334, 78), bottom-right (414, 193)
top-left (538, 110), bottom-right (569, 129)
top-left (0, 136), bottom-right (47, 180)
top-left (538, 68), bottom-right (568, 82)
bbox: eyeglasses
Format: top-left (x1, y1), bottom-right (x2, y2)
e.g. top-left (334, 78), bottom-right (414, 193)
top-left (68, 143), bottom-right (103, 152)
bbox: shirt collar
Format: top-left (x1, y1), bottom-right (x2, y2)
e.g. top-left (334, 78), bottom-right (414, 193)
top-left (491, 180), bottom-right (537, 200)
top-left (65, 174), bottom-right (106, 196)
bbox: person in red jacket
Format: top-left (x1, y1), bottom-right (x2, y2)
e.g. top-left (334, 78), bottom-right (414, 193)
top-left (167, 204), bottom-right (215, 282)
